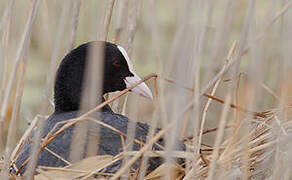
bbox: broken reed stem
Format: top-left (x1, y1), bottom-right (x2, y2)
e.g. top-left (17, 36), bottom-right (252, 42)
top-left (160, 77), bottom-right (267, 118)
top-left (202, 125), bottom-right (232, 135)
top-left (199, 41), bottom-right (237, 153)
top-left (15, 73), bottom-right (158, 175)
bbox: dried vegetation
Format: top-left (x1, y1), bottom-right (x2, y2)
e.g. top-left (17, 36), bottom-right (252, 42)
top-left (0, 0), bottom-right (292, 179)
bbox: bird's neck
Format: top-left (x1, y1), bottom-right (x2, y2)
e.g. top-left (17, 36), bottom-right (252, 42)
top-left (54, 96), bottom-right (113, 114)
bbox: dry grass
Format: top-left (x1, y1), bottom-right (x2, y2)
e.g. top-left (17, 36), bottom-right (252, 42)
top-left (1, 0), bottom-right (292, 179)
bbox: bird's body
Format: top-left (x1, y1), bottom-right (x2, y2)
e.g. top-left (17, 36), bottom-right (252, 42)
top-left (15, 111), bottom-right (164, 174)
top-left (13, 41), bottom-right (183, 175)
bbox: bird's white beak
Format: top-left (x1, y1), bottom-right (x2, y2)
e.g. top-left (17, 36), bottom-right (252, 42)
top-left (117, 45), bottom-right (153, 100)
top-left (124, 72), bottom-right (153, 100)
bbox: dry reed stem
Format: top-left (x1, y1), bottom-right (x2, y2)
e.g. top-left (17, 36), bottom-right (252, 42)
top-left (110, 1), bottom-right (141, 173)
top-left (199, 41), bottom-right (237, 154)
top-left (137, 0), bottom-right (163, 177)
top-left (110, 125), bottom-right (170, 180)
top-left (217, 115), bottom-right (274, 164)
top-left (45, 0), bottom-right (71, 96)
top-left (230, 72), bottom-right (281, 104)
top-left (121, 96), bottom-right (140, 176)
top-left (79, 156), bottom-right (123, 179)
top-left (121, 94), bottom-right (128, 116)
top-left (0, 0), bottom-right (41, 179)
top-left (121, 0), bottom-right (141, 55)
top-left (0, 0), bottom-right (13, 104)
top-left (206, 94), bottom-right (232, 180)
top-left (0, 20), bottom-right (10, 152)
top-left (188, 2), bottom-right (208, 174)
top-left (86, 117), bottom-right (144, 146)
top-left (68, 0), bottom-right (81, 51)
top-left (10, 115), bottom-right (45, 162)
top-left (222, 72), bottom-right (243, 176)
top-left (69, 41), bottom-right (104, 164)
top-left (201, 126), bottom-right (232, 135)
top-left (37, 166), bottom-right (88, 173)
top-left (161, 78), bottom-right (266, 118)
top-left (0, 0), bottom-right (15, 32)
top-left (260, 82), bottom-right (281, 101)
top-left (1, 62), bottom-right (26, 178)
top-left (43, 147), bottom-right (72, 166)
top-left (184, 39), bottom-right (237, 180)
top-left (242, 0), bottom-right (292, 55)
top-left (0, 0), bottom-right (40, 123)
top-left (249, 140), bottom-right (278, 154)
top-left (103, 0), bottom-right (116, 41)
top-left (122, 151), bottom-right (193, 159)
top-left (115, 0), bottom-right (141, 118)
top-left (208, 0), bottom-right (235, 76)
top-left (113, 0), bottom-right (128, 43)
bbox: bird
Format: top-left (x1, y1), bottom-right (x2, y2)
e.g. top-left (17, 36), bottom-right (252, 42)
top-left (12, 41), bottom-right (184, 175)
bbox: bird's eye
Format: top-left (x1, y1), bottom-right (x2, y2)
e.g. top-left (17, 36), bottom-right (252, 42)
top-left (113, 60), bottom-right (121, 67)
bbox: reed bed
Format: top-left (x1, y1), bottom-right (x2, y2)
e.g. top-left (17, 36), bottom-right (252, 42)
top-left (0, 0), bottom-right (292, 179)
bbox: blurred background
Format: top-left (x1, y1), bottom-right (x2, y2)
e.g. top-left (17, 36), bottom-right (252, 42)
top-left (0, 0), bottom-right (292, 178)
top-left (0, 0), bottom-right (282, 134)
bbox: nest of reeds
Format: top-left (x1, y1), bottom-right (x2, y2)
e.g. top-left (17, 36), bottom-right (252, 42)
top-left (6, 107), bottom-right (292, 179)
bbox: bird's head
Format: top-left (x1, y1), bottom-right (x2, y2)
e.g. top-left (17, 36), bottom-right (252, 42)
top-left (103, 42), bottom-right (153, 99)
top-left (54, 41), bottom-right (152, 113)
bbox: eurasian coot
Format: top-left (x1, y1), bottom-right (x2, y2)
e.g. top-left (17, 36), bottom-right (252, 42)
top-left (13, 41), bottom-right (183, 175)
